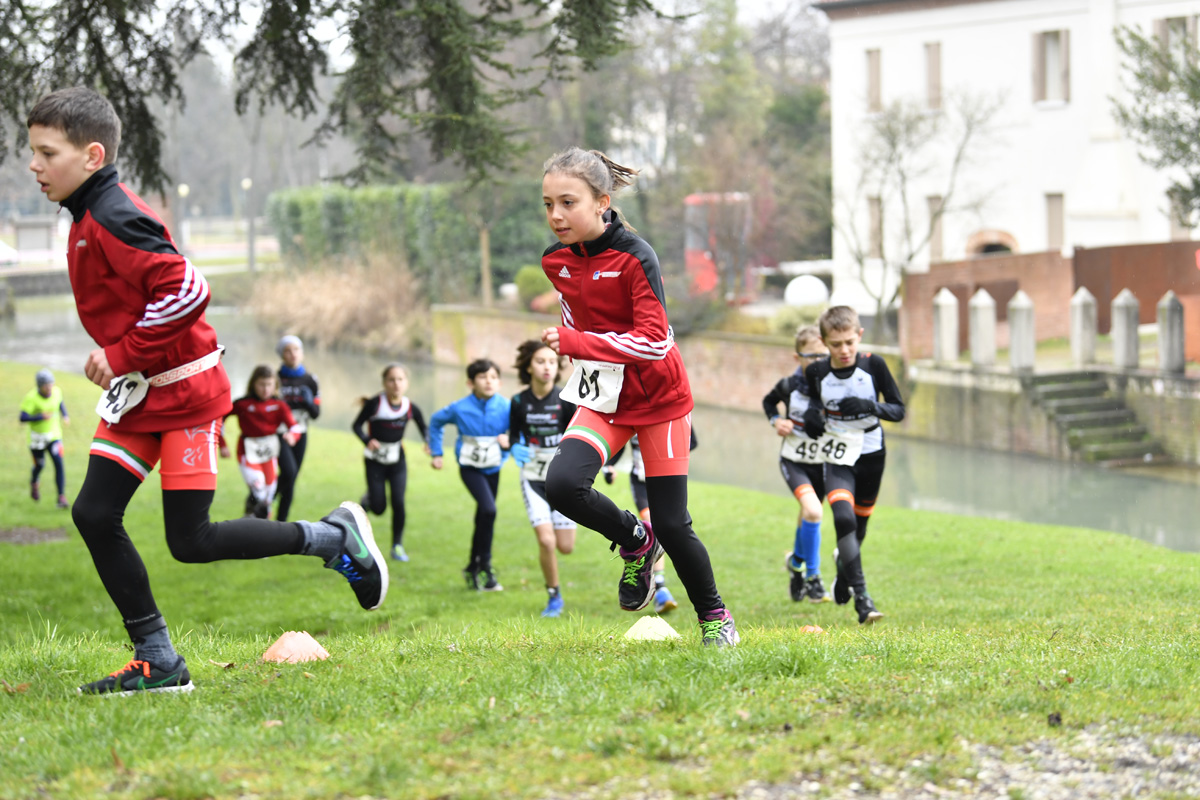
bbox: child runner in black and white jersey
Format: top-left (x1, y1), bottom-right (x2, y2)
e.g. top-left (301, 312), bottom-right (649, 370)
top-left (762, 324), bottom-right (831, 604)
top-left (802, 306), bottom-right (905, 624)
top-left (507, 340), bottom-right (578, 618)
top-left (352, 363), bottom-right (428, 563)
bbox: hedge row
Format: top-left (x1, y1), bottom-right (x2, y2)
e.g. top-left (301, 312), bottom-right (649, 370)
top-left (265, 181), bottom-right (550, 302)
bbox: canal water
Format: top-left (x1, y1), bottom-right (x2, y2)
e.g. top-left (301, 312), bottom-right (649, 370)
top-left (4, 299), bottom-right (1197, 553)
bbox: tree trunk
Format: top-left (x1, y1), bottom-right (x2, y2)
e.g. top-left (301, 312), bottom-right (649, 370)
top-left (480, 225), bottom-right (493, 309)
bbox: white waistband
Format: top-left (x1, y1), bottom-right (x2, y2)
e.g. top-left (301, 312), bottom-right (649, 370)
top-left (148, 346), bottom-right (225, 387)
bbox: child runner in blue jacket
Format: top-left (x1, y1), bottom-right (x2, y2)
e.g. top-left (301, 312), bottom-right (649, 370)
top-left (428, 358), bottom-right (511, 591)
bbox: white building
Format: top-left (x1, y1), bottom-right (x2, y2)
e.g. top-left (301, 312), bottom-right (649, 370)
top-left (815, 0), bottom-right (1200, 314)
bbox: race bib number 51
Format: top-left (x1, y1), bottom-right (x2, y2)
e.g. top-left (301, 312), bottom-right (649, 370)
top-left (561, 359), bottom-right (624, 414)
top-left (96, 372), bottom-right (149, 424)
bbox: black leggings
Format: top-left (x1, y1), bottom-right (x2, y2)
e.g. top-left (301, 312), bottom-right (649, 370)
top-left (545, 438), bottom-right (722, 615)
top-left (825, 449), bottom-right (886, 593)
top-left (274, 432), bottom-right (308, 521)
top-left (31, 445), bottom-right (66, 495)
top-left (73, 455), bottom-right (305, 628)
top-left (459, 466), bottom-right (500, 568)
top-left (365, 456), bottom-right (408, 547)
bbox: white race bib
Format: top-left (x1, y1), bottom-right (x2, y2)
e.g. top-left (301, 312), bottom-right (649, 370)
top-left (365, 440), bottom-right (402, 464)
top-left (243, 434), bottom-right (281, 465)
top-left (560, 359), bottom-right (625, 414)
top-left (521, 446), bottom-right (556, 481)
top-left (96, 373), bottom-right (150, 424)
top-left (820, 423), bottom-right (865, 466)
top-left (29, 431), bottom-right (53, 451)
top-left (781, 433), bottom-right (823, 465)
top-left (459, 436), bottom-right (502, 469)
top-left (291, 408), bottom-right (311, 434)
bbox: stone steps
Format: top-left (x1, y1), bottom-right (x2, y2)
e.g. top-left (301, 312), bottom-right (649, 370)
top-left (1030, 370), bottom-right (1170, 464)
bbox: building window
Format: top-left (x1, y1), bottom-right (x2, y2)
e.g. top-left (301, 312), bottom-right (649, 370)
top-left (1046, 193), bottom-right (1064, 250)
top-left (925, 43), bottom-right (942, 110)
top-left (866, 49), bottom-right (881, 112)
top-left (927, 195), bottom-right (944, 262)
top-left (1154, 17), bottom-right (1197, 66)
top-left (868, 196), bottom-right (883, 258)
top-left (1033, 30), bottom-right (1070, 103)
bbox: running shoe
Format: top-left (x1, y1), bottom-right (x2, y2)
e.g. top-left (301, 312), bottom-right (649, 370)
top-left (391, 544), bottom-right (409, 562)
top-left (831, 547), bottom-right (852, 606)
top-left (463, 565), bottom-right (480, 590)
top-left (804, 575), bottom-right (831, 603)
top-left (480, 567), bottom-right (504, 592)
top-left (243, 494), bottom-right (257, 517)
top-left (855, 593), bottom-right (884, 625)
top-left (78, 656), bottom-right (193, 696)
top-left (786, 553), bottom-right (806, 602)
top-left (57, 494), bottom-right (69, 510)
top-left (30, 482), bottom-right (39, 502)
top-left (698, 609), bottom-right (740, 647)
top-left (618, 522), bottom-right (663, 611)
top-left (322, 501), bottom-right (388, 610)
top-left (541, 594), bottom-right (564, 617)
top-left (253, 500), bottom-right (270, 519)
top-left (654, 587), bottom-right (678, 614)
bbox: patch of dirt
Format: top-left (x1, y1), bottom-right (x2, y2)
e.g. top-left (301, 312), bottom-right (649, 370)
top-left (0, 527), bottom-right (69, 544)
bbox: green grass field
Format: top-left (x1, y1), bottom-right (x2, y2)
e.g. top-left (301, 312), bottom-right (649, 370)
top-left (2, 362), bottom-right (1198, 799)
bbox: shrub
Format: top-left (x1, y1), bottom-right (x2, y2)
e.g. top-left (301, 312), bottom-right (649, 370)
top-left (514, 265), bottom-right (553, 310)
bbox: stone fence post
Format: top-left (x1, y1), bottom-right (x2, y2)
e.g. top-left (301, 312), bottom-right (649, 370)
top-left (1158, 290), bottom-right (1185, 374)
top-left (1008, 290), bottom-right (1035, 371)
top-left (969, 288), bottom-right (996, 367)
top-left (933, 287), bottom-right (959, 364)
top-left (1070, 287), bottom-right (1097, 367)
top-left (1111, 289), bottom-right (1139, 370)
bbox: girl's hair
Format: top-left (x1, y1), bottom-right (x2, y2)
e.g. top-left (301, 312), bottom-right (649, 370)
top-left (513, 339), bottom-right (558, 386)
top-left (543, 147), bottom-right (639, 230)
top-left (360, 363), bottom-right (408, 405)
top-left (245, 365), bottom-right (277, 398)
top-left (794, 324), bottom-right (822, 355)
top-left (466, 358), bottom-right (500, 381)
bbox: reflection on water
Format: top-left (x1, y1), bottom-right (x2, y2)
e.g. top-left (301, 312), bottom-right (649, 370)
top-left (4, 299), bottom-right (1197, 553)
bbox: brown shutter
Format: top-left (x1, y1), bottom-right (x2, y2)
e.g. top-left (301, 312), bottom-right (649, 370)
top-left (1032, 32), bottom-right (1045, 102)
top-left (868, 197), bottom-right (883, 259)
top-left (926, 43), bottom-right (942, 110)
top-left (1060, 29), bottom-right (1071, 102)
top-left (867, 49), bottom-right (882, 112)
top-left (927, 196), bottom-right (944, 262)
top-left (1154, 17), bottom-right (1169, 45)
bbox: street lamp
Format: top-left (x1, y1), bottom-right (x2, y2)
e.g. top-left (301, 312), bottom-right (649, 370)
top-left (241, 177), bottom-right (255, 274)
top-left (176, 183), bottom-right (190, 256)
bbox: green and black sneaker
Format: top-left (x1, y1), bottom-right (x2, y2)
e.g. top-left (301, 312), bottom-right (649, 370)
top-left (323, 501), bottom-right (388, 610)
top-left (78, 657), bottom-right (193, 697)
top-left (617, 522), bottom-right (663, 611)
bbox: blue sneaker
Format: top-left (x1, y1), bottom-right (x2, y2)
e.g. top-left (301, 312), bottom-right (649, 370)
top-left (654, 587), bottom-right (678, 614)
top-left (541, 594), bottom-right (564, 617)
top-left (391, 544), bottom-right (409, 562)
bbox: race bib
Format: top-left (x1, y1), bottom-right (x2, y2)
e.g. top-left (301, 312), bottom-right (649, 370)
top-left (820, 423), bottom-right (865, 466)
top-left (521, 446), bottom-right (556, 481)
top-left (560, 359), bottom-right (624, 414)
top-left (291, 408), bottom-right (311, 434)
top-left (244, 434), bottom-right (281, 465)
top-left (29, 431), bottom-right (52, 451)
top-left (96, 373), bottom-right (149, 424)
top-left (365, 440), bottom-right (402, 464)
top-left (781, 433), bottom-right (823, 465)
top-left (459, 436), bottom-right (502, 469)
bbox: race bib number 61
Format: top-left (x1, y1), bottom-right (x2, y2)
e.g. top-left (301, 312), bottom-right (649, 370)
top-left (561, 359), bottom-right (624, 414)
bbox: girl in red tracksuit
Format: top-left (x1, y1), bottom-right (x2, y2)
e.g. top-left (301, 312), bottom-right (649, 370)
top-left (539, 147), bottom-right (738, 646)
top-left (220, 365), bottom-right (302, 519)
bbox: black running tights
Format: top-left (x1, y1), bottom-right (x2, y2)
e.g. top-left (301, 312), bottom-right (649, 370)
top-left (364, 456), bottom-right (408, 547)
top-left (825, 450), bottom-right (886, 593)
top-left (274, 432), bottom-right (307, 521)
top-left (458, 466), bottom-right (499, 568)
top-left (72, 455), bottom-right (305, 628)
top-left (545, 438), bottom-right (722, 615)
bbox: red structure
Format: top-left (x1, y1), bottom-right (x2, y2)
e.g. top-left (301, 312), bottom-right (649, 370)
top-left (684, 192), bottom-right (752, 298)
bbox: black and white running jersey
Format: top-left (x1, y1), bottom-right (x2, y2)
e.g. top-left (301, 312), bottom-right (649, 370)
top-left (508, 386), bottom-right (576, 448)
top-left (353, 394), bottom-right (429, 445)
top-left (762, 369), bottom-right (819, 432)
top-left (804, 353), bottom-right (905, 456)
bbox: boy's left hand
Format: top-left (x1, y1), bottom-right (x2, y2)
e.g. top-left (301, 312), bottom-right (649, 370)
top-left (84, 348), bottom-right (116, 389)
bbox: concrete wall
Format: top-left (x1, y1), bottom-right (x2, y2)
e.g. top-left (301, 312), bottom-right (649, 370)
top-left (1110, 371), bottom-right (1200, 465)
top-left (1, 269), bottom-right (73, 297)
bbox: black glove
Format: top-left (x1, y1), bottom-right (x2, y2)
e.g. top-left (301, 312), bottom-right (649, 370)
top-left (802, 407), bottom-right (825, 439)
top-left (602, 466), bottom-right (616, 485)
top-left (838, 396), bottom-right (877, 416)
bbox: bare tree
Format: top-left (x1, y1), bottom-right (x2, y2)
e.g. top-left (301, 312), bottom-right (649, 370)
top-left (836, 91), bottom-right (1003, 340)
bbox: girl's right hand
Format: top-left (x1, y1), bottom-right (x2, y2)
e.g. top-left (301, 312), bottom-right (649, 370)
top-left (540, 327), bottom-right (560, 354)
top-left (431, 456), bottom-right (443, 470)
top-left (219, 445), bottom-right (231, 459)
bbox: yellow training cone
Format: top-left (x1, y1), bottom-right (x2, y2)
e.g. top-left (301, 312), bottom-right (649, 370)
top-left (262, 631), bottom-right (330, 663)
top-left (624, 616), bottom-right (682, 641)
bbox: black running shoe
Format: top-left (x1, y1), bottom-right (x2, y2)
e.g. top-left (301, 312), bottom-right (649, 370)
top-left (322, 502), bottom-right (388, 610)
top-left (831, 547), bottom-right (852, 606)
top-left (78, 656), bottom-right (193, 696)
top-left (855, 593), bottom-right (884, 625)
top-left (480, 567), bottom-right (504, 592)
top-left (617, 522), bottom-right (663, 611)
top-left (804, 575), bottom-right (831, 603)
top-left (463, 564), bottom-right (480, 591)
top-left (253, 500), bottom-right (270, 519)
top-left (786, 554), bottom-right (806, 602)
top-left (699, 609), bottom-right (740, 647)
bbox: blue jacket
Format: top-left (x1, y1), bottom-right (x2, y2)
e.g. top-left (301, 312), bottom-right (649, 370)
top-left (428, 392), bottom-right (512, 474)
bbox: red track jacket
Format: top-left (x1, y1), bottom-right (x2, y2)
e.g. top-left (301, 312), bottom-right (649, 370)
top-left (61, 165), bottom-right (231, 433)
top-left (541, 212), bottom-right (692, 426)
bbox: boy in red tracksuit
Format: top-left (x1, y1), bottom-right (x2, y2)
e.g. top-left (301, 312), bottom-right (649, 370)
top-left (539, 146), bottom-right (737, 646)
top-left (27, 87), bottom-right (387, 697)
